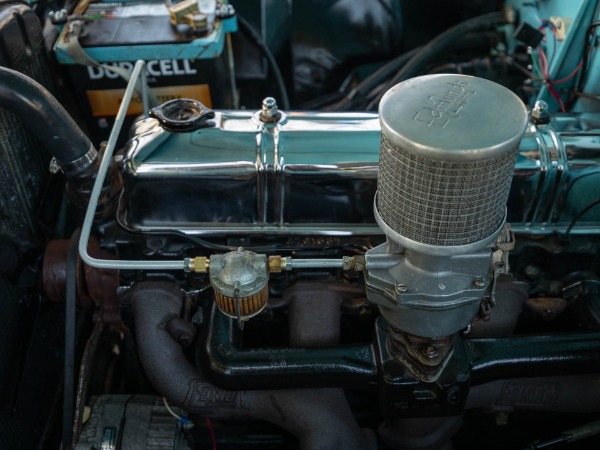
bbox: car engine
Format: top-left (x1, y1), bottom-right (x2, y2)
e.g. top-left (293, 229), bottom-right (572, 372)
top-left (1, 1), bottom-right (600, 449)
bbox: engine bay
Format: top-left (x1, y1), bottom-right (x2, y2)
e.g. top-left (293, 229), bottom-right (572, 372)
top-left (1, 1), bottom-right (600, 449)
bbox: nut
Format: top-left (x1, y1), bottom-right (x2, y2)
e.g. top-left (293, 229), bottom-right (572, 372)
top-left (260, 97), bottom-right (281, 123)
top-left (424, 345), bottom-right (438, 358)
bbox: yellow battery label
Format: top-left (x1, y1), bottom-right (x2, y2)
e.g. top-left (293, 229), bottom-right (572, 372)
top-left (86, 84), bottom-right (212, 117)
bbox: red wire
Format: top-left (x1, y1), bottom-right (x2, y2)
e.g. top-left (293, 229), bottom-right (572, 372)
top-left (205, 417), bottom-right (217, 450)
top-left (552, 61), bottom-right (583, 84)
top-left (536, 21), bottom-right (579, 112)
top-left (547, 82), bottom-right (566, 112)
top-left (538, 46), bottom-right (549, 79)
top-left (537, 45), bottom-right (566, 112)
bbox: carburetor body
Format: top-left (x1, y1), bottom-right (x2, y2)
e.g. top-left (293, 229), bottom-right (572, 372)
top-left (365, 74), bottom-right (528, 338)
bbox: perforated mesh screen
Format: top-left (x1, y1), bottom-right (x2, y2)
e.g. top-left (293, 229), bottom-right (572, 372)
top-left (377, 135), bottom-right (517, 246)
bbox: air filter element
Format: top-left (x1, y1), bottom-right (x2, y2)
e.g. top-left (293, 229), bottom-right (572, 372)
top-left (376, 74), bottom-right (527, 255)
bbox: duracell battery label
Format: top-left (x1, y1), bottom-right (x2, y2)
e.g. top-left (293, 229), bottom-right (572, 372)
top-left (86, 84), bottom-right (212, 116)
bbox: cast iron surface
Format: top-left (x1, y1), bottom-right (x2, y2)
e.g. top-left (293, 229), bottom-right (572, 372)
top-left (129, 280), bottom-right (375, 450)
top-left (202, 304), bottom-right (378, 389)
top-left (468, 332), bottom-right (600, 384)
top-left (202, 297), bottom-right (600, 418)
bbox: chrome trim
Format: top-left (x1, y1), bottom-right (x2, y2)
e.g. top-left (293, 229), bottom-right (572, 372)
top-left (119, 108), bottom-right (600, 236)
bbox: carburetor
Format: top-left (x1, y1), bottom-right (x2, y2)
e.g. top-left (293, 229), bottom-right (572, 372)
top-left (364, 74), bottom-right (527, 379)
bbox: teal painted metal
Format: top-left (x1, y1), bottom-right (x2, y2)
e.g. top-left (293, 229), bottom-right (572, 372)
top-left (469, 331), bottom-right (600, 383)
top-left (506, 0), bottom-right (599, 111)
top-left (203, 305), bottom-right (378, 390)
top-left (54, 13), bottom-right (237, 64)
top-left (574, 2), bottom-right (600, 112)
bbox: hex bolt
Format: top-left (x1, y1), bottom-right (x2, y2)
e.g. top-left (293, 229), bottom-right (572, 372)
top-left (260, 97), bottom-right (281, 123)
top-left (447, 388), bottom-right (461, 403)
top-left (396, 283), bottom-right (408, 293)
top-left (474, 279), bottom-right (486, 288)
top-left (532, 100), bottom-right (548, 117)
top-left (531, 100), bottom-right (550, 124)
top-left (424, 345), bottom-right (438, 358)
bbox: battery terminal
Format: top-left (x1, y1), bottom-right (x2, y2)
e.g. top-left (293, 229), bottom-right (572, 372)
top-left (167, 0), bottom-right (209, 31)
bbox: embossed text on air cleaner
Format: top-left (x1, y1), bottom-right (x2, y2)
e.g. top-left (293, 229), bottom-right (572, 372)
top-left (413, 80), bottom-right (476, 128)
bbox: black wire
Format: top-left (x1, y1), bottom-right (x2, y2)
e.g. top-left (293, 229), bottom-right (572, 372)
top-left (0, 0), bottom-right (28, 6)
top-left (172, 232), bottom-right (253, 252)
top-left (329, 47), bottom-right (420, 111)
top-left (297, 90), bottom-right (346, 110)
top-left (548, 27), bottom-right (557, 74)
top-left (298, 50), bottom-right (418, 110)
top-left (572, 90), bottom-right (600, 101)
top-left (165, 231), bottom-right (368, 255)
top-left (236, 14), bottom-right (290, 110)
top-left (299, 53), bottom-right (412, 110)
top-left (565, 198), bottom-right (600, 236)
top-left (572, 21), bottom-right (600, 107)
top-left (62, 228), bottom-right (81, 450)
top-left (366, 11), bottom-right (505, 110)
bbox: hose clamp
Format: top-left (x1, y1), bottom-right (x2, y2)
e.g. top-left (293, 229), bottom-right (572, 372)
top-left (58, 145), bottom-right (98, 174)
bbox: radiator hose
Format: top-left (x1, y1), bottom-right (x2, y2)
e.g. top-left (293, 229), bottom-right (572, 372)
top-left (0, 66), bottom-right (96, 176)
top-left (128, 281), bottom-right (375, 450)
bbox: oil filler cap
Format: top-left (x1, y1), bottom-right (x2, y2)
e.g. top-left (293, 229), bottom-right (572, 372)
top-left (150, 98), bottom-right (215, 132)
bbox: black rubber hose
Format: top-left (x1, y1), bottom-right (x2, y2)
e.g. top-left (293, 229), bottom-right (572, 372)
top-left (0, 66), bottom-right (94, 169)
top-left (331, 47), bottom-right (420, 111)
top-left (236, 15), bottom-right (290, 110)
top-left (128, 281), bottom-right (374, 450)
top-left (366, 11), bottom-right (506, 110)
top-left (62, 229), bottom-right (81, 450)
top-left (0, 0), bottom-right (29, 6)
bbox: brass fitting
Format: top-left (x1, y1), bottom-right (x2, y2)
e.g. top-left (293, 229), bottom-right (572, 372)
top-left (267, 255), bottom-right (294, 272)
top-left (268, 255), bottom-right (284, 273)
top-left (184, 256), bottom-right (210, 273)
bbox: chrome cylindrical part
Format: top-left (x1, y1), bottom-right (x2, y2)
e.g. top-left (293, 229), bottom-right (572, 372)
top-left (375, 74), bottom-right (528, 254)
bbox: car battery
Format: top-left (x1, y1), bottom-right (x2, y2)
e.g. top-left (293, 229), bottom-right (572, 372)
top-left (54, 0), bottom-right (237, 145)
